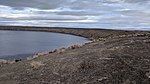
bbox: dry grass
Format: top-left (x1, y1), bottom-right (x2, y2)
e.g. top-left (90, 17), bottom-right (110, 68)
top-left (30, 61), bottom-right (44, 69)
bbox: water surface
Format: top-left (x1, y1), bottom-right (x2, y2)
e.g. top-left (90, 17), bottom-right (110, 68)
top-left (0, 30), bottom-right (88, 60)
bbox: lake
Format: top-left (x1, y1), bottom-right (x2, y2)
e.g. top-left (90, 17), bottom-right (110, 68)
top-left (0, 30), bottom-right (89, 60)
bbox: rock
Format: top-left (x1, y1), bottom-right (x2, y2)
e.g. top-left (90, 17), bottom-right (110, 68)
top-left (15, 59), bottom-right (22, 62)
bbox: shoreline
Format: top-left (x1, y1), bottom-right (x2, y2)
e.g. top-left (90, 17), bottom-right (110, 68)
top-left (0, 28), bottom-right (91, 61)
top-left (0, 25), bottom-right (149, 41)
top-left (0, 26), bottom-right (150, 84)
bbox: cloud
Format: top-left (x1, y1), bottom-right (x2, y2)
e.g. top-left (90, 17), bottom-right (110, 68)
top-left (0, 0), bottom-right (64, 9)
top-left (0, 0), bottom-right (149, 30)
top-left (0, 5), bottom-right (86, 20)
top-left (0, 0), bottom-right (148, 9)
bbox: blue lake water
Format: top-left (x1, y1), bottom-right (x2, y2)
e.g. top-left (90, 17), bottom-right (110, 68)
top-left (0, 30), bottom-right (89, 60)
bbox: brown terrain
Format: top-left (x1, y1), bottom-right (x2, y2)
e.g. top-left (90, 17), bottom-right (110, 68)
top-left (0, 26), bottom-right (150, 84)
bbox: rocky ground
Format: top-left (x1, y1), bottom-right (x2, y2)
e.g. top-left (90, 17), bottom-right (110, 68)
top-left (0, 26), bottom-right (150, 84)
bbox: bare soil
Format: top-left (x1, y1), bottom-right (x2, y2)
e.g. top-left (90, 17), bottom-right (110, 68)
top-left (0, 26), bottom-right (150, 84)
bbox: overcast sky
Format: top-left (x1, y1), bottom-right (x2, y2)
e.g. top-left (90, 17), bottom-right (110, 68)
top-left (0, 0), bottom-right (149, 30)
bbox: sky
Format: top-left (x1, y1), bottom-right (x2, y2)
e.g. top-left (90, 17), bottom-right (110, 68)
top-left (0, 0), bottom-right (149, 30)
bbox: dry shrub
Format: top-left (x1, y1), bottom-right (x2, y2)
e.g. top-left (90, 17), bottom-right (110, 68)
top-left (69, 45), bottom-right (82, 49)
top-left (78, 61), bottom-right (97, 70)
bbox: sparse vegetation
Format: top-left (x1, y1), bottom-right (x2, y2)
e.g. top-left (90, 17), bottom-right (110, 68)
top-left (0, 26), bottom-right (150, 84)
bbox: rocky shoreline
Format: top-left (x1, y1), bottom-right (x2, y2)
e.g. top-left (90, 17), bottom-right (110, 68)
top-left (0, 26), bottom-right (150, 84)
